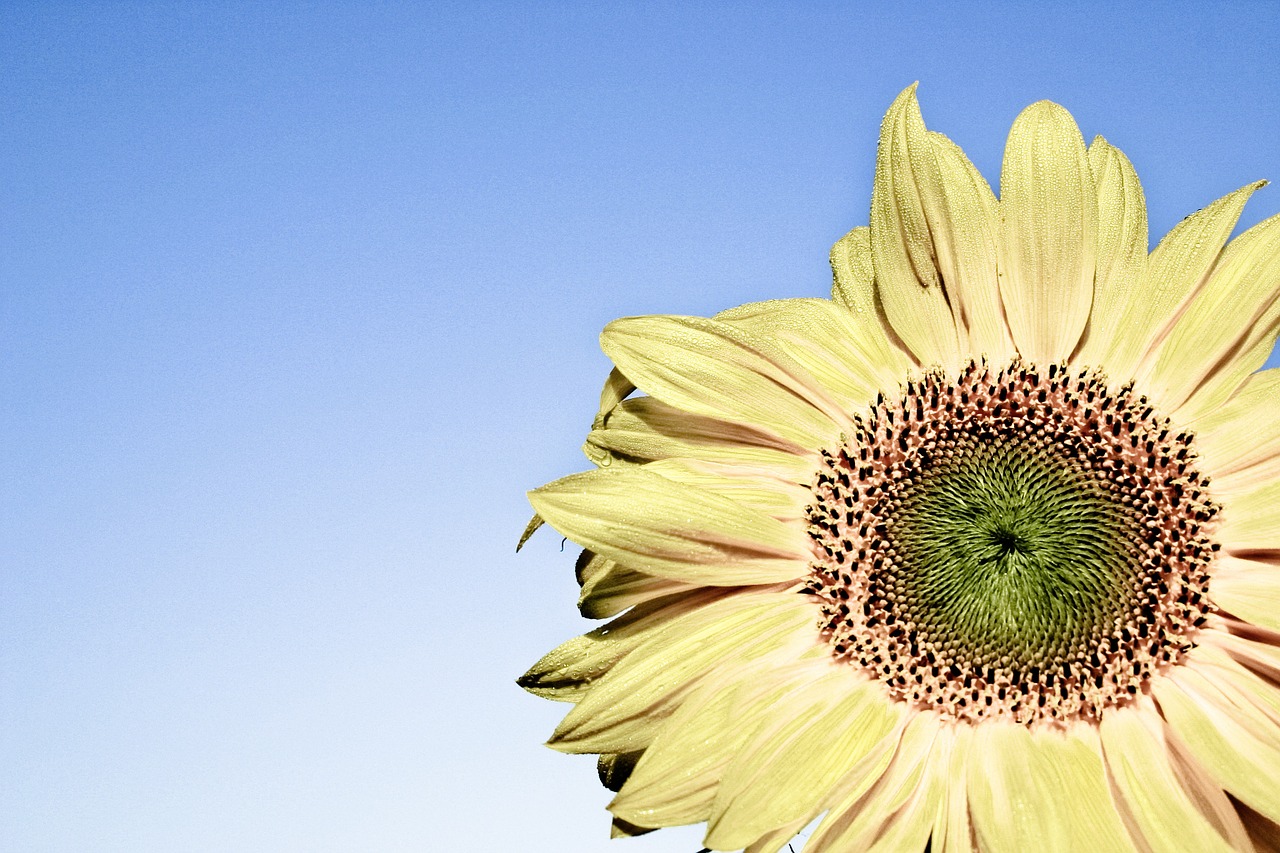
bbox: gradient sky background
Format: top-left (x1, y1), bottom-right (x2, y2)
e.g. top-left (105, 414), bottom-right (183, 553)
top-left (3, 3), bottom-right (1280, 851)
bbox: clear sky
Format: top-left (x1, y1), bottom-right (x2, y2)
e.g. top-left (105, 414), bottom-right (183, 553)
top-left (2, 2), bottom-right (1278, 851)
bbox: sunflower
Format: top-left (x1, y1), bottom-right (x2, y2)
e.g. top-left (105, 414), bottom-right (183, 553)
top-left (517, 84), bottom-right (1280, 852)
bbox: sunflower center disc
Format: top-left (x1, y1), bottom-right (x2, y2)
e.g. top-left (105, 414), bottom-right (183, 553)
top-left (805, 359), bottom-right (1220, 725)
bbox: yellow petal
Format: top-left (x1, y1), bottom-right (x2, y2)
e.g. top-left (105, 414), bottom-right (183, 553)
top-left (593, 366), bottom-right (636, 430)
top-left (865, 730), bottom-right (949, 853)
top-left (742, 819), bottom-right (809, 853)
top-left (1190, 368), bottom-right (1280, 477)
top-left (576, 555), bottom-right (696, 620)
top-left (1218, 476), bottom-right (1280, 554)
top-left (1156, 664), bottom-right (1280, 824)
top-left (1210, 553), bottom-right (1280, 633)
top-left (641, 457), bottom-right (810, 521)
top-left (517, 588), bottom-right (721, 701)
top-left (609, 660), bottom-right (827, 832)
top-left (704, 673), bottom-right (902, 851)
top-left (1100, 181), bottom-right (1263, 382)
top-left (1100, 705), bottom-right (1240, 853)
top-left (528, 467), bottom-right (811, 585)
top-left (1147, 207), bottom-right (1280, 418)
top-left (715, 297), bottom-right (913, 414)
top-left (601, 314), bottom-right (844, 449)
top-left (607, 677), bottom-right (753, 828)
top-left (830, 226), bottom-right (877, 315)
top-left (922, 131), bottom-right (1014, 363)
top-left (1075, 137), bottom-right (1149, 368)
top-left (935, 724), bottom-right (974, 853)
top-left (998, 100), bottom-right (1098, 363)
top-left (584, 394), bottom-right (815, 481)
top-left (869, 84), bottom-right (962, 369)
top-left (803, 711), bottom-right (943, 851)
top-left (968, 722), bottom-right (1136, 853)
top-left (549, 591), bottom-right (811, 754)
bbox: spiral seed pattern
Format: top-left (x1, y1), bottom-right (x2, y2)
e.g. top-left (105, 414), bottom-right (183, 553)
top-left (805, 359), bottom-right (1219, 725)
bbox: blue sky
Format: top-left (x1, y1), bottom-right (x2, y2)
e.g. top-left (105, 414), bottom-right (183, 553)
top-left (2, 3), bottom-right (1278, 850)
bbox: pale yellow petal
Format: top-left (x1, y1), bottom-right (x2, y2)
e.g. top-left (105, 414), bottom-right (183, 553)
top-left (1094, 181), bottom-right (1263, 382)
top-left (923, 131), bottom-right (1015, 363)
top-left (704, 674), bottom-right (903, 850)
top-left (593, 366), bottom-right (636, 430)
top-left (865, 736), bottom-right (949, 853)
top-left (1155, 665), bottom-right (1280, 824)
top-left (998, 100), bottom-right (1098, 364)
top-left (1075, 136), bottom-right (1149, 367)
top-left (584, 394), bottom-right (815, 481)
top-left (968, 722), bottom-right (1136, 853)
top-left (601, 314), bottom-right (845, 449)
top-left (1190, 368), bottom-right (1280, 478)
top-left (804, 712), bottom-right (942, 851)
top-left (607, 676), bottom-right (754, 828)
top-left (548, 591), bottom-right (812, 754)
top-left (609, 816), bottom-right (654, 838)
top-left (576, 555), bottom-right (696, 620)
top-left (518, 588), bottom-right (721, 701)
top-left (1100, 704), bottom-right (1239, 853)
top-left (641, 457), bottom-right (810, 521)
top-left (870, 84), bottom-right (962, 369)
top-left (787, 725), bottom-right (902, 853)
top-left (1147, 207), bottom-right (1280, 418)
top-left (715, 297), bottom-right (913, 414)
top-left (528, 467), bottom-right (811, 585)
top-left (742, 819), bottom-right (809, 853)
top-left (1218, 477), bottom-right (1280, 554)
top-left (934, 723), bottom-right (974, 853)
top-left (1211, 553), bottom-right (1280, 633)
top-left (830, 226), bottom-right (877, 315)
top-left (1189, 643), bottom-right (1280, 727)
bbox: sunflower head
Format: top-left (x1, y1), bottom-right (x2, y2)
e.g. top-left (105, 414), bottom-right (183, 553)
top-left (519, 85), bottom-right (1280, 852)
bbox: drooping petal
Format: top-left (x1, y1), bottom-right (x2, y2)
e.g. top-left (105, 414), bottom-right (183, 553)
top-left (601, 314), bottom-right (846, 449)
top-left (703, 674), bottom-right (903, 851)
top-left (715, 297), bottom-right (913, 415)
top-left (593, 366), bottom-right (637, 430)
top-left (548, 591), bottom-right (812, 754)
top-left (528, 467), bottom-right (811, 585)
top-left (968, 722), bottom-right (1136, 852)
top-left (1074, 136), bottom-right (1149, 368)
top-left (1148, 208), bottom-right (1280, 418)
top-left (1155, 664), bottom-right (1280, 824)
top-left (1100, 704), bottom-right (1240, 853)
top-left (998, 100), bottom-right (1098, 364)
top-left (869, 85), bottom-right (963, 369)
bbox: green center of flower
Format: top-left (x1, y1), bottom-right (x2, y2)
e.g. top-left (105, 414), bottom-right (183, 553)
top-left (806, 359), bottom-right (1219, 725)
top-left (885, 430), bottom-right (1137, 671)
